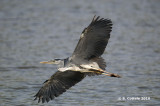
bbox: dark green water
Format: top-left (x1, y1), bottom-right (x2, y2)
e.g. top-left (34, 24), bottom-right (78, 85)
top-left (0, 0), bottom-right (160, 105)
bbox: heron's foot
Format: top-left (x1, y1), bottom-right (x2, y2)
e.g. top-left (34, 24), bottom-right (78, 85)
top-left (102, 73), bottom-right (121, 78)
top-left (110, 73), bottom-right (121, 78)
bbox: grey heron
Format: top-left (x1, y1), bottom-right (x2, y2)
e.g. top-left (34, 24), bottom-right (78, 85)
top-left (34, 16), bottom-right (121, 103)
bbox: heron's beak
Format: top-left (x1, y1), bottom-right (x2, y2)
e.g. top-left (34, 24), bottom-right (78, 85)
top-left (40, 61), bottom-right (54, 64)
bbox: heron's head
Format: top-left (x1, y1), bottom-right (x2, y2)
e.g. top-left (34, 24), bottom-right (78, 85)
top-left (40, 59), bottom-right (62, 64)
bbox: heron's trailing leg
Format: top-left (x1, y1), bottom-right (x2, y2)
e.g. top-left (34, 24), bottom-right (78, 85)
top-left (88, 67), bottom-right (121, 78)
top-left (97, 69), bottom-right (121, 78)
top-left (80, 64), bottom-right (121, 78)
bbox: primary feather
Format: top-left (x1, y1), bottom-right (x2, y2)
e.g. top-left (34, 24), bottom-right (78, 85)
top-left (72, 16), bottom-right (112, 60)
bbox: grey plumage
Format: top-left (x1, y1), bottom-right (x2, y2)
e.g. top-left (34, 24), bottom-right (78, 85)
top-left (72, 16), bottom-right (112, 60)
top-left (34, 16), bottom-right (120, 103)
top-left (34, 71), bottom-right (85, 103)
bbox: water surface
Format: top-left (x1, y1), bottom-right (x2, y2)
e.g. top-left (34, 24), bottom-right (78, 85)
top-left (0, 0), bottom-right (160, 105)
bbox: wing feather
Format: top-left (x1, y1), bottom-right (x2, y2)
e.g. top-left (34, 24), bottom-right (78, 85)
top-left (34, 71), bottom-right (85, 103)
top-left (72, 16), bottom-right (112, 60)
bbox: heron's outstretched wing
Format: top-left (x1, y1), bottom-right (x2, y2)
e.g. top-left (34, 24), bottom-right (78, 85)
top-left (72, 16), bottom-right (112, 60)
top-left (34, 71), bottom-right (85, 103)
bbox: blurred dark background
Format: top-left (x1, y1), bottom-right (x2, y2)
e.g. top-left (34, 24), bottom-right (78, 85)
top-left (0, 0), bottom-right (160, 106)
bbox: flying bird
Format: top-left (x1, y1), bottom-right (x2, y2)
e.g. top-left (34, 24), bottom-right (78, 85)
top-left (34, 16), bottom-right (121, 103)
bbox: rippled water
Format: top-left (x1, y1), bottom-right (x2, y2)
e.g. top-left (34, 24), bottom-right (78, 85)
top-left (0, 0), bottom-right (160, 106)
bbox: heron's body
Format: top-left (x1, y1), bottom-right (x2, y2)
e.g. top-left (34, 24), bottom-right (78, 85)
top-left (34, 16), bottom-right (120, 103)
